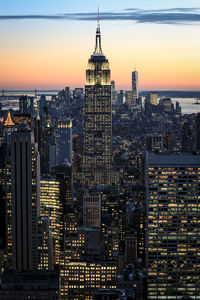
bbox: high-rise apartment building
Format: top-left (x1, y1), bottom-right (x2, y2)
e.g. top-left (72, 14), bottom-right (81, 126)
top-left (146, 152), bottom-right (200, 299)
top-left (57, 119), bottom-right (72, 166)
top-left (10, 128), bottom-right (40, 271)
top-left (132, 71), bottom-right (139, 100)
top-left (83, 16), bottom-right (112, 185)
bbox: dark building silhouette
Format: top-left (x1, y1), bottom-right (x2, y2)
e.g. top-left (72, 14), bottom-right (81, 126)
top-left (195, 113), bottom-right (200, 151)
top-left (132, 70), bottom-right (139, 100)
top-left (0, 270), bottom-right (60, 299)
top-left (19, 95), bottom-right (34, 114)
top-left (57, 119), bottom-right (72, 166)
top-left (182, 121), bottom-right (192, 152)
top-left (10, 128), bottom-right (40, 271)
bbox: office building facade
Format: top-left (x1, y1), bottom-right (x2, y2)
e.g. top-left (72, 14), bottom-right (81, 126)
top-left (146, 152), bottom-right (200, 299)
top-left (57, 119), bottom-right (72, 166)
top-left (40, 178), bottom-right (63, 265)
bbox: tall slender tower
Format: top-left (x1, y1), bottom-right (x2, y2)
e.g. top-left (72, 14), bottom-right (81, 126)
top-left (11, 128), bottom-right (40, 271)
top-left (83, 12), bottom-right (112, 185)
top-left (57, 119), bottom-right (72, 166)
top-left (132, 70), bottom-right (138, 100)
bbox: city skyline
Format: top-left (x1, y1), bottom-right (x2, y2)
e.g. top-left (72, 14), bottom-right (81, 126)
top-left (1, 6), bottom-right (200, 297)
top-left (1, 0), bottom-right (200, 91)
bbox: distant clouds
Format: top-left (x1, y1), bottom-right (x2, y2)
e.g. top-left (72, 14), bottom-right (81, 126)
top-left (1, 7), bottom-right (200, 25)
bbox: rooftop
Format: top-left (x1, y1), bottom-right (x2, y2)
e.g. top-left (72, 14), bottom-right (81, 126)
top-left (147, 151), bottom-right (200, 165)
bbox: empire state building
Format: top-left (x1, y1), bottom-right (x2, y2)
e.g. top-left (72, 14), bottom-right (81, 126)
top-left (83, 15), bottom-right (112, 186)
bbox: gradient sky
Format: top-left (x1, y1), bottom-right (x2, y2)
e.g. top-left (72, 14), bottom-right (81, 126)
top-left (0, 0), bottom-right (200, 90)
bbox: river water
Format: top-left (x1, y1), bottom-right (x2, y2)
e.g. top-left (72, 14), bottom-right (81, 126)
top-left (1, 91), bottom-right (200, 115)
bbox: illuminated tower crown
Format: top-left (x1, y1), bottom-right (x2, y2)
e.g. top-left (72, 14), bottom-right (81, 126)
top-left (83, 10), bottom-right (112, 186)
top-left (86, 10), bottom-right (110, 86)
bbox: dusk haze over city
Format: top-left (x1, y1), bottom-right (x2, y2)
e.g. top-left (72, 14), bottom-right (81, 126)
top-left (0, 1), bottom-right (200, 300)
top-left (1, 0), bottom-right (200, 90)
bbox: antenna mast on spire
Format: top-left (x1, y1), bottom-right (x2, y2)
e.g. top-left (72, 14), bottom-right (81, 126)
top-left (98, 7), bottom-right (100, 25)
top-left (94, 7), bottom-right (103, 55)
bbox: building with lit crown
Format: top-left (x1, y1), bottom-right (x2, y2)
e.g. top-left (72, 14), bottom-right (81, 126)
top-left (83, 14), bottom-right (112, 185)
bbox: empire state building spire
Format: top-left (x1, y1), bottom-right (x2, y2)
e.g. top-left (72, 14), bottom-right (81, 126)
top-left (94, 8), bottom-right (103, 55)
top-left (83, 13), bottom-right (112, 186)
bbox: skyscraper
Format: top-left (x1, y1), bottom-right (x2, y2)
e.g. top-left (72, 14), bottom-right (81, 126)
top-left (111, 80), bottom-right (117, 106)
top-left (146, 152), bottom-right (200, 299)
top-left (11, 128), bottom-right (40, 271)
top-left (19, 95), bottom-right (34, 114)
top-left (41, 116), bottom-right (57, 174)
top-left (57, 119), bottom-right (72, 166)
top-left (145, 92), bottom-right (158, 106)
top-left (125, 90), bottom-right (133, 108)
top-left (132, 70), bottom-right (139, 100)
top-left (83, 14), bottom-right (112, 185)
top-left (195, 113), bottom-right (200, 151)
top-left (40, 177), bottom-right (63, 265)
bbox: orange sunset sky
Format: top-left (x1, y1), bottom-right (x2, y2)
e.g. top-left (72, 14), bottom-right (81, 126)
top-left (0, 0), bottom-right (200, 91)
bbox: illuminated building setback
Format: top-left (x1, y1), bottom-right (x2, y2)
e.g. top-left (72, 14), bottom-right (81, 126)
top-left (146, 152), bottom-right (200, 299)
top-left (83, 15), bottom-right (112, 185)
